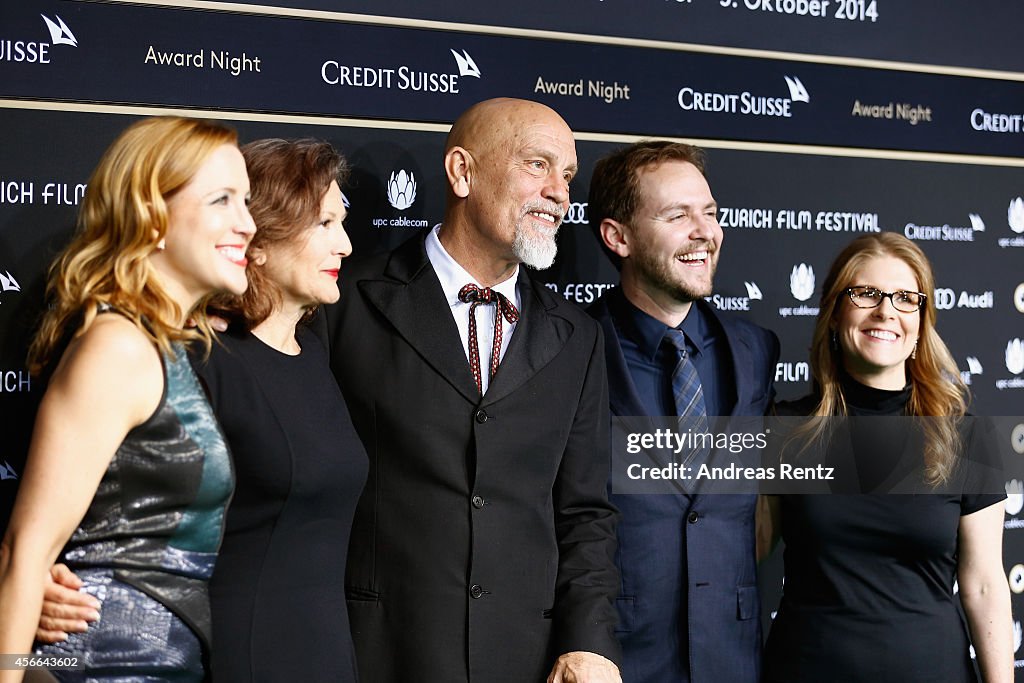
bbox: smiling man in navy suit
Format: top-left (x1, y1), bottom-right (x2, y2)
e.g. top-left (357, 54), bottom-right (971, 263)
top-left (587, 141), bottom-right (779, 683)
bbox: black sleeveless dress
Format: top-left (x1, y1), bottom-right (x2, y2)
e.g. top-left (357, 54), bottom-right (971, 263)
top-left (195, 325), bottom-right (367, 682)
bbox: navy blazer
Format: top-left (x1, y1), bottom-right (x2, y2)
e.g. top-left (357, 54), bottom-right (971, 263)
top-left (589, 295), bottom-right (779, 683)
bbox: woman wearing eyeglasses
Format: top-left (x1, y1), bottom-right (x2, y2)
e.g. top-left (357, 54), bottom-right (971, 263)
top-left (762, 233), bottom-right (1012, 682)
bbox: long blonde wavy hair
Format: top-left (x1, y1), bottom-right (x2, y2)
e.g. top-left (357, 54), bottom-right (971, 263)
top-left (28, 116), bottom-right (238, 375)
top-left (798, 232), bottom-right (967, 485)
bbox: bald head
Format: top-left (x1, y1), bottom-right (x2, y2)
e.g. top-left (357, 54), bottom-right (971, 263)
top-left (446, 98), bottom-right (573, 159)
top-left (440, 98), bottom-right (577, 285)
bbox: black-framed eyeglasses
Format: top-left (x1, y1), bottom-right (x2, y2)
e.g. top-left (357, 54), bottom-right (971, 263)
top-left (844, 286), bottom-right (926, 313)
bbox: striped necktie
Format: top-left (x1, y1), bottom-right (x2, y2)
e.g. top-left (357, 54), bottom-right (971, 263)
top-left (664, 328), bottom-right (710, 466)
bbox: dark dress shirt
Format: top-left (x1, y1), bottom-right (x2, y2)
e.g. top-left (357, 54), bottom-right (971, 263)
top-left (607, 287), bottom-right (736, 418)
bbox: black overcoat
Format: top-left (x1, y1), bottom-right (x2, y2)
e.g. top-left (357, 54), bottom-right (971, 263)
top-left (324, 231), bottom-right (621, 682)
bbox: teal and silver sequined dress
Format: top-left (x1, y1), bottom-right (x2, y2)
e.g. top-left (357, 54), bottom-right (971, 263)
top-left (36, 339), bottom-right (233, 681)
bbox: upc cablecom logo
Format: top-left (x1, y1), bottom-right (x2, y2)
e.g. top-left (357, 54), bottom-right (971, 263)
top-left (778, 264), bottom-right (819, 318)
top-left (372, 169), bottom-right (430, 230)
top-left (999, 197), bottom-right (1024, 248)
top-left (0, 13), bottom-right (78, 64)
top-left (386, 170), bottom-right (417, 211)
top-left (996, 339), bottom-right (1024, 391)
top-left (789, 263), bottom-right (814, 301)
top-left (1010, 198), bottom-right (1024, 234)
top-left (1007, 339), bottom-right (1024, 375)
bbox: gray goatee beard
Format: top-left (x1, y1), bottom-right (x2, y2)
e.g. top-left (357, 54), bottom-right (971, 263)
top-left (513, 221), bottom-right (558, 270)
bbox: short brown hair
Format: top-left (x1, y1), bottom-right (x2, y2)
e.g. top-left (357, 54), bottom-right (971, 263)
top-left (588, 140), bottom-right (707, 268)
top-left (214, 138), bottom-right (348, 328)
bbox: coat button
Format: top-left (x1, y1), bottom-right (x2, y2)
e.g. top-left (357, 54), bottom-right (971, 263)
top-left (470, 584), bottom-right (485, 599)
top-left (475, 409), bottom-right (489, 424)
top-left (472, 495), bottom-right (485, 509)
top-left (687, 511), bottom-right (699, 524)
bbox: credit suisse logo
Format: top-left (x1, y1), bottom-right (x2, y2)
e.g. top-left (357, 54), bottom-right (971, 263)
top-left (706, 281), bottom-right (761, 312)
top-left (0, 460), bottom-right (18, 481)
top-left (321, 47), bottom-right (481, 95)
top-left (677, 75), bottom-right (810, 119)
top-left (0, 269), bottom-right (21, 304)
top-left (903, 215), bottom-right (980, 243)
top-left (0, 13), bottom-right (79, 65)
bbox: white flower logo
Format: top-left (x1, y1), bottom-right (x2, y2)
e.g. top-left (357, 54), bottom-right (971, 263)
top-left (1006, 480), bottom-right (1024, 516)
top-left (1006, 338), bottom-right (1024, 375)
top-left (386, 170), bottom-right (417, 211)
top-left (789, 264), bottom-right (815, 302)
top-left (1009, 197), bottom-right (1024, 234)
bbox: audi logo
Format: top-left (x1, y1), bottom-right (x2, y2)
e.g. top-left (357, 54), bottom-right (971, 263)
top-left (562, 202), bottom-right (588, 225)
top-left (934, 287), bottom-right (955, 310)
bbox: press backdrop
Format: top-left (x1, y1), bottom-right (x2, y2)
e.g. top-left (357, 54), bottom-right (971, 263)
top-left (2, 0), bottom-right (1023, 672)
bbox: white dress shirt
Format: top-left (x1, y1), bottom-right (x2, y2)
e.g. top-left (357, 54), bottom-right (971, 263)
top-left (425, 224), bottom-right (520, 395)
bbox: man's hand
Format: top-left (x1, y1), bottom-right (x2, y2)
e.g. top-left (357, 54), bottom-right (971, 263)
top-left (35, 564), bottom-right (100, 643)
top-left (547, 651), bottom-right (621, 683)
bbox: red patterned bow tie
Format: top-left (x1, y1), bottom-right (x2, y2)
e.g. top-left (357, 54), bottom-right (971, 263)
top-left (458, 284), bottom-right (520, 394)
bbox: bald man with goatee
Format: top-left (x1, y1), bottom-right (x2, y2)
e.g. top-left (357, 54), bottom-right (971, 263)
top-left (327, 98), bottom-right (622, 683)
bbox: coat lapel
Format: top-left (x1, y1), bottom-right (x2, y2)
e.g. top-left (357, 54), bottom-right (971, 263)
top-left (592, 297), bottom-right (647, 418)
top-left (699, 300), bottom-right (753, 418)
top-left (592, 295), bottom-right (693, 500)
top-left (482, 272), bottom-right (566, 405)
top-left (358, 233), bottom-right (480, 404)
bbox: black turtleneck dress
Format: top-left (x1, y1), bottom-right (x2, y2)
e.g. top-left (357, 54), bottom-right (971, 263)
top-left (763, 375), bottom-right (1004, 683)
